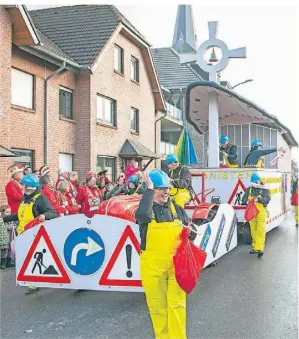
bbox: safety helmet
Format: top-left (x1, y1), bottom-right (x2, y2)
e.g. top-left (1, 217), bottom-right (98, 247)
top-left (128, 175), bottom-right (139, 184)
top-left (250, 172), bottom-right (261, 183)
top-left (20, 174), bottom-right (40, 187)
top-left (149, 170), bottom-right (173, 188)
top-left (251, 140), bottom-right (263, 148)
top-left (165, 154), bottom-right (178, 164)
top-left (219, 135), bottom-right (229, 144)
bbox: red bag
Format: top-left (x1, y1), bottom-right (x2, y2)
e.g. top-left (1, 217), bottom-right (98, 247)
top-left (244, 199), bottom-right (259, 222)
top-left (173, 228), bottom-right (207, 294)
top-left (291, 190), bottom-right (298, 206)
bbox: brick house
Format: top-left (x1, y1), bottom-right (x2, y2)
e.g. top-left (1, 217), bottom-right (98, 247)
top-left (0, 5), bottom-right (165, 204)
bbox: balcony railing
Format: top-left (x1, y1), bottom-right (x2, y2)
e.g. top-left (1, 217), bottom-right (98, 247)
top-left (165, 102), bottom-right (183, 122)
top-left (160, 141), bottom-right (176, 155)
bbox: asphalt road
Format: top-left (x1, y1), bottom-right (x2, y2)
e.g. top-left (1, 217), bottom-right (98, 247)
top-left (1, 216), bottom-right (297, 339)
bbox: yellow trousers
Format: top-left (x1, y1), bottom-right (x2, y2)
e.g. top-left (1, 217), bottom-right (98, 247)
top-left (249, 202), bottom-right (267, 251)
top-left (295, 206), bottom-right (298, 224)
top-left (140, 220), bottom-right (186, 339)
top-left (170, 188), bottom-right (191, 208)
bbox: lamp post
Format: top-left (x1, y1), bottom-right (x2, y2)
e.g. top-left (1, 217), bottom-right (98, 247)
top-left (232, 79), bottom-right (253, 89)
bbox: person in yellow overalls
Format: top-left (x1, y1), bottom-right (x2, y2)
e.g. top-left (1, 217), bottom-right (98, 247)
top-left (3, 174), bottom-right (57, 294)
top-left (242, 172), bottom-right (271, 258)
top-left (219, 135), bottom-right (239, 168)
top-left (243, 140), bottom-right (282, 168)
top-left (165, 154), bottom-right (191, 208)
top-left (135, 170), bottom-right (196, 339)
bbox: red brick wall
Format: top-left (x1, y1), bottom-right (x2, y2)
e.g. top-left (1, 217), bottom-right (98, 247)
top-left (90, 32), bottom-right (160, 178)
top-left (0, 43), bottom-right (76, 205)
top-left (0, 8), bottom-right (13, 205)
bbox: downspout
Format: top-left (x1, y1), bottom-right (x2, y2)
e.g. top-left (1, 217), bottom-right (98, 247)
top-left (44, 62), bottom-right (66, 164)
top-left (154, 109), bottom-right (167, 168)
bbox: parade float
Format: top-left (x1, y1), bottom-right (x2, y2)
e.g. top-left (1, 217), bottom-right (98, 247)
top-left (14, 21), bottom-right (294, 292)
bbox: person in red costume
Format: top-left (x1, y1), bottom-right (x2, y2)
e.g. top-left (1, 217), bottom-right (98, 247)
top-left (70, 171), bottom-right (80, 196)
top-left (5, 164), bottom-right (24, 214)
top-left (39, 168), bottom-right (67, 217)
top-left (76, 172), bottom-right (102, 218)
top-left (56, 168), bottom-right (70, 189)
top-left (125, 159), bottom-right (139, 182)
top-left (57, 180), bottom-right (80, 215)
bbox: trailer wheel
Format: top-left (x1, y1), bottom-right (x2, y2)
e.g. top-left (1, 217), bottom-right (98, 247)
top-left (243, 222), bottom-right (252, 245)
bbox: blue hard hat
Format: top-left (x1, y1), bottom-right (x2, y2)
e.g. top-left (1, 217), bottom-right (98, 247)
top-left (20, 174), bottom-right (40, 187)
top-left (250, 172), bottom-right (261, 183)
top-left (165, 154), bottom-right (178, 164)
top-left (219, 135), bottom-right (229, 144)
top-left (128, 175), bottom-right (139, 184)
top-left (149, 170), bottom-right (173, 188)
top-left (251, 140), bottom-right (263, 147)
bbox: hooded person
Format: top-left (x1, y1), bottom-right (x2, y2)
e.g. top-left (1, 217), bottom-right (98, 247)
top-left (243, 140), bottom-right (283, 168)
top-left (125, 159), bottom-right (139, 182)
top-left (5, 164), bottom-right (24, 214)
top-left (125, 175), bottom-right (144, 195)
top-left (165, 154), bottom-right (192, 208)
top-left (135, 170), bottom-right (196, 339)
top-left (3, 174), bottom-right (58, 294)
top-left (76, 171), bottom-right (102, 218)
top-left (219, 135), bottom-right (238, 168)
top-left (242, 172), bottom-right (271, 257)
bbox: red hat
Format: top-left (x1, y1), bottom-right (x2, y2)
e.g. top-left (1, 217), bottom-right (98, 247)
top-left (85, 171), bottom-right (96, 182)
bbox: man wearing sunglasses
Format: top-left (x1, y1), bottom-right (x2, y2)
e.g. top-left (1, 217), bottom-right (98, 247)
top-left (136, 170), bottom-right (196, 339)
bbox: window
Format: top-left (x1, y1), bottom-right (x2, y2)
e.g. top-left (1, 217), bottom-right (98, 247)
top-left (12, 149), bottom-right (34, 168)
top-left (11, 68), bottom-right (34, 109)
top-left (97, 95), bottom-right (116, 126)
top-left (97, 156), bottom-right (116, 182)
top-left (114, 45), bottom-right (124, 74)
top-left (131, 56), bottom-right (139, 82)
top-left (59, 87), bottom-right (73, 119)
top-left (131, 107), bottom-right (139, 133)
top-left (59, 153), bottom-right (73, 172)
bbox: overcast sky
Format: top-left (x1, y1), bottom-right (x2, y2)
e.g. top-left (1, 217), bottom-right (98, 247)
top-left (28, 4), bottom-right (298, 158)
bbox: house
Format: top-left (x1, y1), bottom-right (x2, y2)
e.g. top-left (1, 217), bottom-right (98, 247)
top-left (153, 5), bottom-right (297, 171)
top-left (0, 5), bottom-right (165, 204)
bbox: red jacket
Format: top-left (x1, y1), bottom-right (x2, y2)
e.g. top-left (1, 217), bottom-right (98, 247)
top-left (5, 180), bottom-right (23, 214)
top-left (60, 191), bottom-right (80, 215)
top-left (76, 185), bottom-right (102, 218)
top-left (125, 164), bottom-right (139, 182)
top-left (41, 185), bottom-right (67, 216)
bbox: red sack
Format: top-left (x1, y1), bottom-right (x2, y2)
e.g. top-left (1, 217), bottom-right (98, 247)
top-left (244, 199), bottom-right (259, 222)
top-left (173, 228), bottom-right (207, 294)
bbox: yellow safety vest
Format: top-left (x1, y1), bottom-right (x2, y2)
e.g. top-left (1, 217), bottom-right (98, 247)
top-left (244, 151), bottom-right (264, 168)
top-left (17, 193), bottom-right (41, 234)
top-left (248, 187), bottom-right (267, 214)
top-left (222, 145), bottom-right (238, 168)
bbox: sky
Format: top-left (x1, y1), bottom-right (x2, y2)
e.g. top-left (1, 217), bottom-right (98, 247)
top-left (28, 3), bottom-right (299, 159)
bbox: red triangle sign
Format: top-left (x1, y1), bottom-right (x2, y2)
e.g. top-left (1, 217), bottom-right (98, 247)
top-left (17, 225), bottom-right (71, 284)
top-left (228, 179), bottom-right (247, 209)
top-left (99, 225), bottom-right (142, 287)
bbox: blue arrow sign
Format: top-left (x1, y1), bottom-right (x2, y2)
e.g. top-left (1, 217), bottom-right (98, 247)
top-left (64, 228), bottom-right (105, 275)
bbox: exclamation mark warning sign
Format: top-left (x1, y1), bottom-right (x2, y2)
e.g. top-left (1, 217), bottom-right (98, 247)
top-left (99, 226), bottom-right (142, 287)
top-left (126, 244), bottom-right (133, 278)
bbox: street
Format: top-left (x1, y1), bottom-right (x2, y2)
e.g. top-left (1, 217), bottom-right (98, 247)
top-left (1, 217), bottom-right (297, 339)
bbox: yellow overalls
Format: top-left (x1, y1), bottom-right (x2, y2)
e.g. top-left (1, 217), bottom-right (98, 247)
top-left (222, 145), bottom-right (238, 168)
top-left (295, 206), bottom-right (298, 224)
top-left (17, 194), bottom-right (41, 234)
top-left (244, 151), bottom-right (264, 168)
top-left (248, 188), bottom-right (267, 251)
top-left (140, 203), bottom-right (186, 339)
top-left (170, 167), bottom-right (191, 208)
